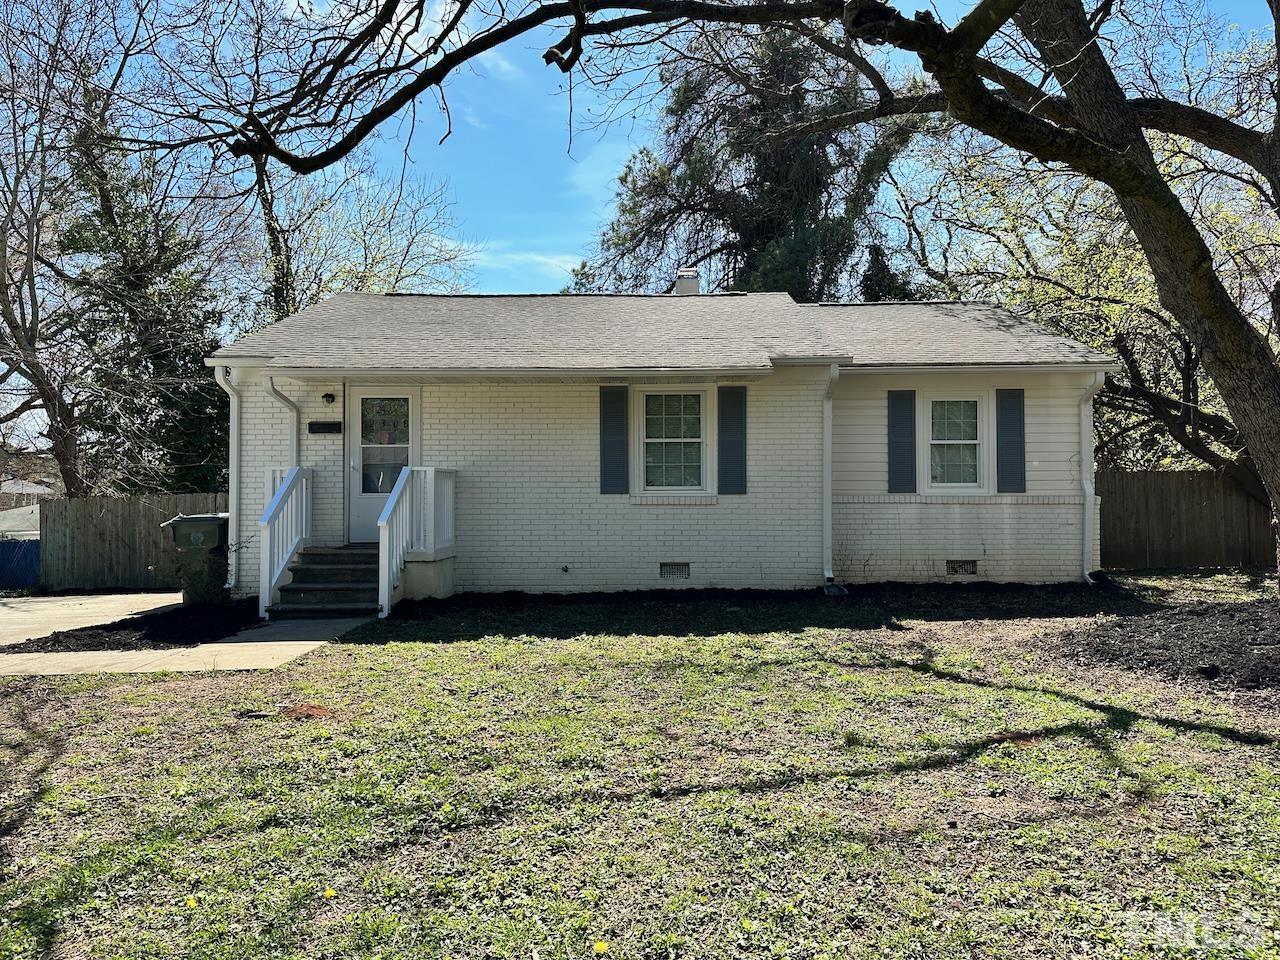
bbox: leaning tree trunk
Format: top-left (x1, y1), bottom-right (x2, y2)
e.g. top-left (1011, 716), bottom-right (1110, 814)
top-left (1013, 0), bottom-right (1280, 590)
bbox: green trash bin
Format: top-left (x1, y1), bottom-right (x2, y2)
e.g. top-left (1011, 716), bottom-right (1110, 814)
top-left (162, 513), bottom-right (230, 605)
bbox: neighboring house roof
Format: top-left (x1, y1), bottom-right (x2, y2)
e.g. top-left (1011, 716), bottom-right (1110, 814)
top-left (0, 477), bottom-right (54, 496)
top-left (0, 503), bottom-right (39, 538)
top-left (209, 292), bottom-right (1114, 372)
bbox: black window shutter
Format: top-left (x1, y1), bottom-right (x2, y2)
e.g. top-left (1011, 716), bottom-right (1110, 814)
top-left (717, 385), bottom-right (747, 494)
top-left (996, 388), bottom-right (1026, 493)
top-left (599, 385), bottom-right (629, 494)
top-left (887, 390), bottom-right (917, 493)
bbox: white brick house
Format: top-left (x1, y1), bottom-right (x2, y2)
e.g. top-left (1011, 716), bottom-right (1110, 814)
top-left (207, 288), bottom-right (1114, 618)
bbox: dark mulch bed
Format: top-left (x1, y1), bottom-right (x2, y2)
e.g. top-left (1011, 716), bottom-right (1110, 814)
top-left (1055, 598), bottom-right (1280, 689)
top-left (4, 597), bottom-right (262, 654)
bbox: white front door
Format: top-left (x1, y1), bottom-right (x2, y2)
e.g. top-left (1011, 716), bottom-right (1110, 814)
top-left (347, 387), bottom-right (417, 542)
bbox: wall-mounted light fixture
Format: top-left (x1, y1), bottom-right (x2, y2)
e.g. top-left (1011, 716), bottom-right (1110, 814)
top-left (321, 392), bottom-right (336, 405)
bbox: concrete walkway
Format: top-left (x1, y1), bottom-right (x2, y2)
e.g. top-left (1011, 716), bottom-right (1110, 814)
top-left (0, 615), bottom-right (368, 676)
top-left (0, 592), bottom-right (183, 645)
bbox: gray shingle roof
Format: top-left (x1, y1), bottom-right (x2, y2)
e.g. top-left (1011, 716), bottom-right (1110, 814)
top-left (212, 292), bottom-right (1112, 371)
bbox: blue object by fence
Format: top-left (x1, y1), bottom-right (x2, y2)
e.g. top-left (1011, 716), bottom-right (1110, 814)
top-left (0, 539), bottom-right (39, 588)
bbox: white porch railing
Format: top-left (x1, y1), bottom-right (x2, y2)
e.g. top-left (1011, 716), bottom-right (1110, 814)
top-left (377, 466), bottom-right (457, 617)
top-left (258, 466), bottom-right (311, 617)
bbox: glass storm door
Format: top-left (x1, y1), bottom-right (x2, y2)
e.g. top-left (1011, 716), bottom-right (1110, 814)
top-left (347, 389), bottom-right (415, 542)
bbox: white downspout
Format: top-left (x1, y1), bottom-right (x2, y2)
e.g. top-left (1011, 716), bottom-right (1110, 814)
top-left (265, 375), bottom-right (301, 466)
top-left (823, 364), bottom-right (840, 588)
top-left (1080, 372), bottom-right (1106, 583)
top-left (214, 366), bottom-right (240, 589)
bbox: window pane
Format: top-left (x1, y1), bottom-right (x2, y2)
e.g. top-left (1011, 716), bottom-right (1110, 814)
top-left (664, 395), bottom-right (682, 417)
top-left (931, 400), bottom-right (977, 441)
top-left (646, 415), bottom-right (665, 440)
top-left (930, 443), bottom-right (978, 484)
top-left (681, 415), bottom-right (700, 439)
top-left (645, 395), bottom-right (662, 417)
top-left (362, 445), bottom-right (408, 493)
top-left (362, 397), bottom-right (410, 444)
top-left (644, 439), bottom-right (702, 487)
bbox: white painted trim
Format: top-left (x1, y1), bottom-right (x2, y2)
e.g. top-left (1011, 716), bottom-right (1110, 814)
top-left (822, 364), bottom-right (839, 584)
top-left (219, 364), bottom-right (776, 379)
top-left (816, 361), bottom-right (1122, 373)
top-left (836, 494), bottom-right (1085, 504)
top-left (213, 366), bottom-right (240, 589)
top-left (918, 391), bottom-right (994, 496)
top-left (630, 384), bottom-right (718, 495)
top-left (628, 494), bottom-right (718, 506)
top-left (1080, 372), bottom-right (1106, 582)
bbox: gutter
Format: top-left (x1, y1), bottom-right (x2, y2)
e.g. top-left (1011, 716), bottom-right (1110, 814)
top-left (264, 375), bottom-right (301, 465)
top-left (1079, 372), bottom-right (1106, 583)
top-left (822, 364), bottom-right (843, 593)
top-left (213, 366), bottom-right (240, 589)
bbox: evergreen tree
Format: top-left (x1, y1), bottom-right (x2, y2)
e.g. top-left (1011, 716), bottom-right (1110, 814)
top-left (575, 29), bottom-right (918, 301)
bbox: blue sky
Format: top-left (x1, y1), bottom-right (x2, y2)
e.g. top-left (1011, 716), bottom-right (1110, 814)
top-left (391, 2), bottom-right (1269, 294)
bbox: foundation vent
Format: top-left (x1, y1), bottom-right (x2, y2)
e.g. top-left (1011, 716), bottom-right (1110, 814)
top-left (946, 559), bottom-right (978, 576)
top-left (659, 562), bottom-right (691, 579)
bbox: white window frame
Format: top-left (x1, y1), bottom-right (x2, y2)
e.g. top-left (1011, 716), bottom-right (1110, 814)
top-left (632, 385), bottom-right (717, 494)
top-left (919, 392), bottom-right (993, 495)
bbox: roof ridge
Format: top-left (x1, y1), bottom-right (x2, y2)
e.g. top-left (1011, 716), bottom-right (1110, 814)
top-left (809, 299), bottom-right (984, 307)
top-left (379, 291), bottom-right (776, 299)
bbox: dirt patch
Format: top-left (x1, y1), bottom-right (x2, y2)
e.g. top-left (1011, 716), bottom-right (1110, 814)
top-left (3, 597), bottom-right (261, 654)
top-left (1052, 598), bottom-right (1280, 689)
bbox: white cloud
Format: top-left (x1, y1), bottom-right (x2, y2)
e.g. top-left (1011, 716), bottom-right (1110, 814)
top-left (564, 139), bottom-right (634, 215)
top-left (473, 249), bottom-right (580, 278)
top-left (460, 104), bottom-right (489, 130)
top-left (477, 48), bottom-right (523, 79)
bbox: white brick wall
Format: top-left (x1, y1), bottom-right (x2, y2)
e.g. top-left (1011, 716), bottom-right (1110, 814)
top-left (831, 370), bottom-right (1101, 582)
top-left (226, 363), bottom-right (1102, 595)
top-left (419, 367), bottom-right (826, 592)
top-left (230, 370), bottom-right (345, 593)
top-left (833, 496), bottom-right (1101, 583)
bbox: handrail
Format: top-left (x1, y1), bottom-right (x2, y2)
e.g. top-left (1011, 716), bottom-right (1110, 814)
top-left (258, 465), bottom-right (311, 618)
top-left (377, 466), bottom-right (414, 617)
top-left (377, 466), bottom-right (458, 617)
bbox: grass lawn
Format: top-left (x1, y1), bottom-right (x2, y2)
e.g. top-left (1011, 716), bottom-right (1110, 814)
top-left (2, 573), bottom-right (1278, 958)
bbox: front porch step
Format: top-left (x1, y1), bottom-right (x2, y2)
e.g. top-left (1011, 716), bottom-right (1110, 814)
top-left (297, 546), bottom-right (378, 566)
top-left (266, 602), bottom-right (380, 619)
top-left (288, 563), bottom-right (380, 584)
top-left (278, 582), bottom-right (378, 606)
top-left (267, 544), bottom-right (383, 620)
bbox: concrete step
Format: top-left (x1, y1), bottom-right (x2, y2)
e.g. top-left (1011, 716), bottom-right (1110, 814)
top-left (267, 602), bottom-right (380, 619)
top-left (298, 546), bottom-right (378, 566)
top-left (279, 582), bottom-right (378, 606)
top-left (288, 563), bottom-right (380, 584)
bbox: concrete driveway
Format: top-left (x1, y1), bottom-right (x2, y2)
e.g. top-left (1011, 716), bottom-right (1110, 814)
top-left (0, 592), bottom-right (182, 646)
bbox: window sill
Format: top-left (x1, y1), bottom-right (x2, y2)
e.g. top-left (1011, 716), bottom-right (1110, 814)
top-left (628, 494), bottom-right (719, 506)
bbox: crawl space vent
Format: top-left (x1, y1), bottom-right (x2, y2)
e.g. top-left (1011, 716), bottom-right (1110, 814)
top-left (946, 559), bottom-right (978, 576)
top-left (659, 562), bottom-right (691, 579)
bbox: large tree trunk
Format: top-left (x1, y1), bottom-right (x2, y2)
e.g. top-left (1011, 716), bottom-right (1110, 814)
top-left (43, 396), bottom-right (90, 498)
top-left (253, 155), bottom-right (299, 321)
top-left (1012, 0), bottom-right (1280, 582)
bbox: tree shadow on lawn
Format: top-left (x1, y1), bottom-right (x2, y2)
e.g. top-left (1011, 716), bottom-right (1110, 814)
top-left (0, 686), bottom-right (67, 870)
top-left (2, 642), bottom-right (1274, 958)
top-left (369, 578), bottom-right (1166, 644)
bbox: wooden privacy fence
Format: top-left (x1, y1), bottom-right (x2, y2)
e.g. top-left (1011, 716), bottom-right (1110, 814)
top-left (40, 493), bottom-right (227, 591)
top-left (1098, 470), bottom-right (1275, 569)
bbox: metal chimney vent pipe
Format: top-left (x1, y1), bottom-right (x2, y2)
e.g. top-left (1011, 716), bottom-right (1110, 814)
top-left (673, 267), bottom-right (700, 295)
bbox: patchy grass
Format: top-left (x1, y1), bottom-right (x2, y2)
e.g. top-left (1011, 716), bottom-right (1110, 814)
top-left (1, 573), bottom-right (1277, 958)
